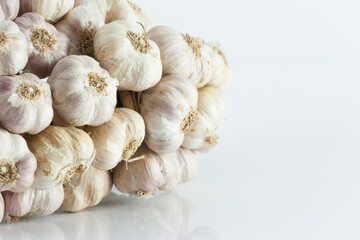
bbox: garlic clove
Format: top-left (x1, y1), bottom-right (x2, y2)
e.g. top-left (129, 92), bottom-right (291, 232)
top-left (0, 73), bottom-right (53, 134)
top-left (148, 26), bottom-right (213, 88)
top-left (3, 184), bottom-right (64, 217)
top-left (61, 166), bottom-right (112, 212)
top-left (74, 0), bottom-right (107, 19)
top-left (48, 55), bottom-right (118, 127)
top-left (176, 147), bottom-right (198, 184)
top-left (25, 126), bottom-right (95, 190)
top-left (85, 107), bottom-right (145, 171)
top-left (94, 20), bottom-right (162, 91)
top-left (0, 193), bottom-right (3, 223)
top-left (0, 20), bottom-right (28, 76)
top-left (0, 0), bottom-right (20, 20)
top-left (140, 75), bottom-right (198, 154)
top-left (15, 12), bottom-right (71, 78)
top-left (182, 86), bottom-right (226, 153)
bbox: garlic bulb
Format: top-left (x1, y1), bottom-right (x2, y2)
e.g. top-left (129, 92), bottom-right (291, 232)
top-left (206, 42), bottom-right (231, 91)
top-left (148, 26), bottom-right (212, 88)
top-left (86, 108), bottom-right (145, 171)
top-left (74, 0), bottom-right (107, 19)
top-left (0, 20), bottom-right (28, 76)
top-left (62, 166), bottom-right (112, 212)
top-left (0, 0), bottom-right (20, 20)
top-left (0, 128), bottom-right (36, 193)
top-left (94, 20), bottom-right (162, 91)
top-left (48, 55), bottom-right (118, 127)
top-left (0, 73), bottom-right (53, 134)
top-left (176, 147), bottom-right (198, 184)
top-left (25, 126), bottom-right (95, 190)
top-left (3, 184), bottom-right (64, 217)
top-left (15, 12), bottom-right (70, 78)
top-left (182, 87), bottom-right (225, 152)
top-left (56, 6), bottom-right (104, 57)
top-left (106, 0), bottom-right (154, 31)
top-left (0, 193), bottom-right (4, 223)
top-left (140, 75), bottom-right (198, 154)
top-left (19, 0), bottom-right (74, 23)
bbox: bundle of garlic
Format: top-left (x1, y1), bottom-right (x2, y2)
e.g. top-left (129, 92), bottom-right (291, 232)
top-left (0, 0), bottom-right (230, 222)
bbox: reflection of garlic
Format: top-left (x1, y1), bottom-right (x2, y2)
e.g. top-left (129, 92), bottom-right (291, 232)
top-left (0, 20), bottom-right (28, 76)
top-left (0, 128), bottom-right (37, 193)
top-left (3, 184), bottom-right (64, 217)
top-left (56, 6), bottom-right (104, 58)
top-left (19, 0), bottom-right (74, 23)
top-left (15, 12), bottom-right (70, 78)
top-left (25, 126), bottom-right (95, 190)
top-left (48, 55), bottom-right (118, 127)
top-left (86, 108), bottom-right (145, 171)
top-left (74, 0), bottom-right (107, 19)
top-left (140, 75), bottom-right (198, 154)
top-left (0, 0), bottom-right (19, 20)
top-left (62, 166), bottom-right (112, 212)
top-left (176, 147), bottom-right (198, 184)
top-left (106, 0), bottom-right (154, 31)
top-left (148, 26), bottom-right (212, 88)
top-left (94, 20), bottom-right (162, 91)
top-left (0, 73), bottom-right (53, 134)
top-left (182, 87), bottom-right (225, 152)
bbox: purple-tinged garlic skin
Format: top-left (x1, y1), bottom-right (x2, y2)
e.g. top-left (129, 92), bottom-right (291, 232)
top-left (74, 0), bottom-right (107, 19)
top-left (15, 12), bottom-right (71, 78)
top-left (0, 0), bottom-right (20, 20)
top-left (0, 128), bottom-right (37, 193)
top-left (0, 73), bottom-right (53, 134)
top-left (3, 184), bottom-right (64, 217)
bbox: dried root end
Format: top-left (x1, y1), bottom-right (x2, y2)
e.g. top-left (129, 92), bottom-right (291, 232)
top-left (0, 31), bottom-right (9, 50)
top-left (62, 165), bottom-right (85, 187)
top-left (127, 23), bottom-right (152, 54)
top-left (183, 33), bottom-right (203, 57)
top-left (31, 28), bottom-right (57, 52)
top-left (206, 135), bottom-right (219, 147)
top-left (6, 213), bottom-right (19, 222)
top-left (88, 72), bottom-right (108, 96)
top-left (0, 160), bottom-right (20, 185)
top-left (122, 139), bottom-right (141, 161)
top-left (76, 28), bottom-right (96, 57)
top-left (18, 82), bottom-right (42, 102)
top-left (135, 189), bottom-right (157, 197)
top-left (181, 107), bottom-right (199, 134)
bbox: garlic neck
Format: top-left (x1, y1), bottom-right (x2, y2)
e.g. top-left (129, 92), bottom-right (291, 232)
top-left (18, 82), bottom-right (43, 102)
top-left (88, 72), bottom-right (108, 96)
top-left (0, 161), bottom-right (20, 184)
top-left (31, 28), bottom-right (57, 52)
top-left (181, 107), bottom-right (199, 134)
top-left (76, 28), bottom-right (96, 57)
top-left (183, 33), bottom-right (203, 57)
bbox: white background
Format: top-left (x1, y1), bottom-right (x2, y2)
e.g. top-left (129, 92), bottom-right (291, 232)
top-left (2, 0), bottom-right (360, 239)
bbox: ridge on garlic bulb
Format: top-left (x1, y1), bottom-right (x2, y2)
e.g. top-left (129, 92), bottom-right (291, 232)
top-left (74, 0), bottom-right (107, 19)
top-left (3, 184), bottom-right (64, 217)
top-left (148, 25), bottom-right (213, 88)
top-left (182, 86), bottom-right (226, 153)
top-left (140, 75), bottom-right (198, 154)
top-left (0, 20), bottom-right (28, 76)
top-left (0, 73), bottom-right (53, 134)
top-left (0, 0), bottom-right (20, 20)
top-left (85, 108), bottom-right (145, 171)
top-left (0, 128), bottom-right (37, 193)
top-left (56, 6), bottom-right (105, 58)
top-left (15, 12), bottom-right (71, 78)
top-left (48, 55), bottom-right (118, 127)
top-left (25, 126), bottom-right (95, 190)
top-left (94, 20), bottom-right (162, 91)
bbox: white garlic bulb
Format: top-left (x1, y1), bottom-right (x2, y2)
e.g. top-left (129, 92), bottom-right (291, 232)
top-left (56, 6), bottom-right (104, 57)
top-left (62, 166), bottom-right (112, 212)
top-left (94, 20), bottom-right (162, 91)
top-left (0, 20), bottom-right (28, 76)
top-left (48, 55), bottom-right (118, 127)
top-left (15, 12), bottom-right (70, 78)
top-left (74, 0), bottom-right (107, 19)
top-left (0, 0), bottom-right (20, 20)
top-left (25, 126), bottom-right (95, 190)
top-left (86, 108), bottom-right (145, 171)
top-left (19, 0), bottom-right (75, 23)
top-left (148, 26), bottom-right (212, 88)
top-left (0, 128), bottom-right (37, 193)
top-left (106, 0), bottom-right (154, 31)
top-left (140, 75), bottom-right (198, 154)
top-left (176, 147), bottom-right (198, 184)
top-left (3, 184), bottom-right (64, 217)
top-left (182, 87), bottom-right (225, 152)
top-left (0, 73), bottom-right (53, 134)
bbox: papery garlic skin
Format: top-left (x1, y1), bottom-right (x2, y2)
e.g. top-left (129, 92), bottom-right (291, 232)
top-left (148, 26), bottom-right (212, 88)
top-left (74, 0), bottom-right (107, 19)
top-left (140, 75), bottom-right (198, 154)
top-left (56, 6), bottom-right (104, 58)
top-left (0, 20), bottom-right (28, 76)
top-left (182, 87), bottom-right (225, 153)
top-left (25, 126), bottom-right (95, 190)
top-left (0, 128), bottom-right (36, 193)
top-left (15, 12), bottom-right (70, 78)
top-left (0, 73), bottom-right (53, 134)
top-left (48, 55), bottom-right (118, 127)
top-left (3, 184), bottom-right (64, 217)
top-left (0, 0), bottom-right (20, 20)
top-left (0, 194), bottom-right (3, 222)
top-left (86, 108), bottom-right (145, 171)
top-left (19, 0), bottom-right (74, 23)
top-left (62, 166), bottom-right (112, 212)
top-left (94, 20), bottom-right (162, 91)
top-left (106, 0), bottom-right (154, 31)
top-left (176, 148), bottom-right (198, 184)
